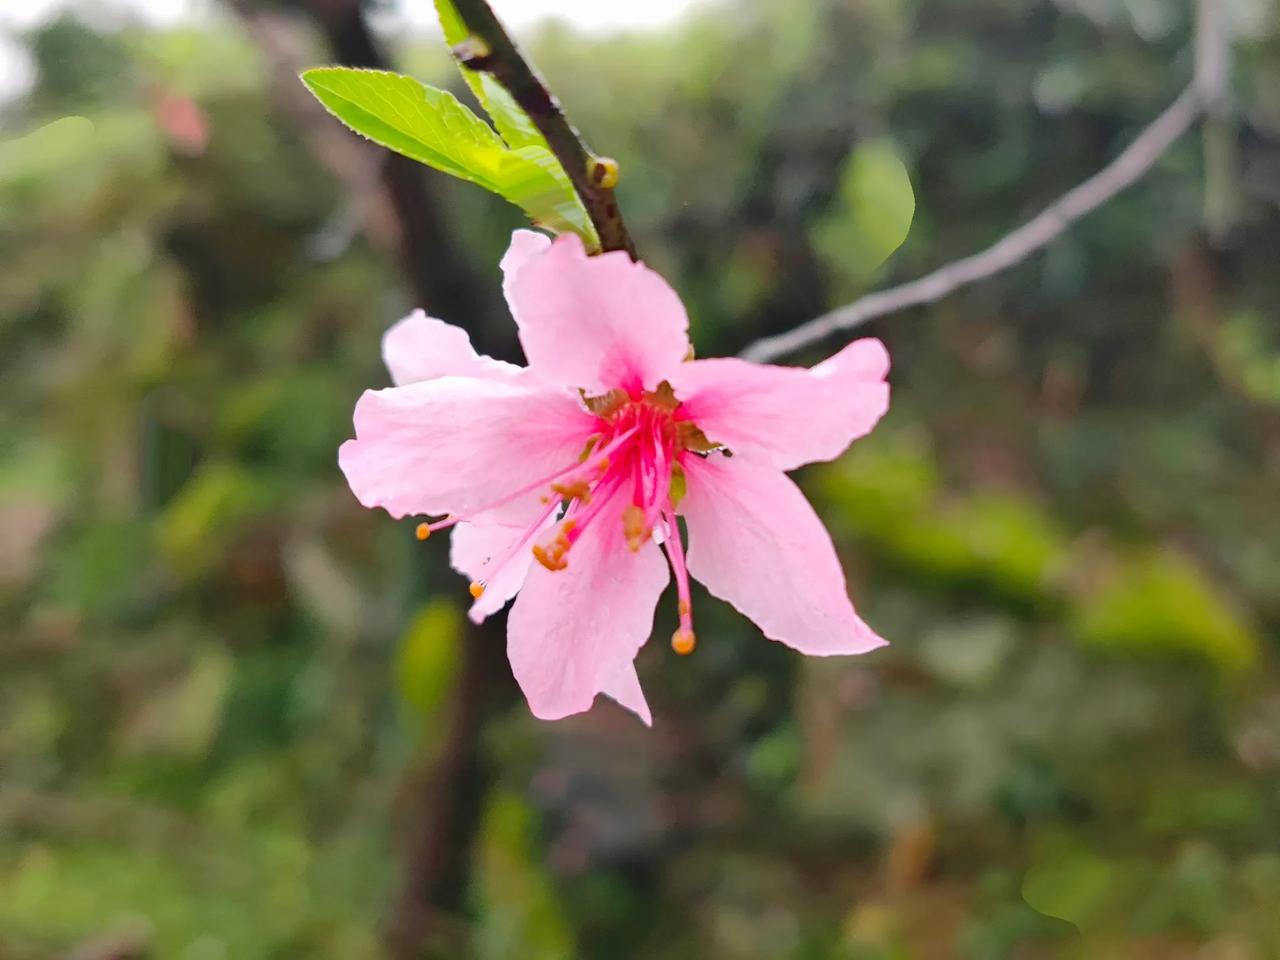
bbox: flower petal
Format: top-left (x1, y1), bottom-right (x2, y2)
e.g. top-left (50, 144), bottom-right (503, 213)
top-left (504, 232), bottom-right (690, 394)
top-left (499, 228), bottom-right (552, 304)
top-left (670, 338), bottom-right (890, 470)
top-left (450, 514), bottom-right (546, 624)
top-left (338, 376), bottom-right (595, 522)
top-left (382, 309), bottom-right (524, 387)
top-left (680, 455), bottom-right (885, 655)
top-left (507, 486), bottom-right (668, 722)
top-left (599, 661), bottom-right (653, 726)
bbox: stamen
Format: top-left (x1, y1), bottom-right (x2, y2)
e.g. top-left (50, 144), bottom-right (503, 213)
top-left (415, 522), bottom-right (431, 541)
top-left (622, 504), bottom-right (649, 552)
top-left (532, 518), bottom-right (576, 572)
top-left (661, 504), bottom-right (697, 655)
top-left (551, 478), bottom-right (592, 503)
top-left (469, 497), bottom-right (560, 594)
top-left (469, 581), bottom-right (485, 599)
top-left (434, 424), bottom-right (641, 533)
top-left (671, 628), bottom-right (696, 655)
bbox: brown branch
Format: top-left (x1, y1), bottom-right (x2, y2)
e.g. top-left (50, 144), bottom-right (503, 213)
top-left (448, 0), bottom-right (637, 258)
top-left (740, 84), bottom-right (1205, 363)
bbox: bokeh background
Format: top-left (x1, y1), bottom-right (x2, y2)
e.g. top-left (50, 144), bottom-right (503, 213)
top-left (3, 0), bottom-right (1280, 957)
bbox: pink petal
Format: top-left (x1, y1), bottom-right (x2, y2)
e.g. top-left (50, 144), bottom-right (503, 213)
top-left (499, 228), bottom-right (552, 305)
top-left (338, 376), bottom-right (595, 522)
top-left (599, 661), bottom-right (653, 727)
top-left (450, 515), bottom-right (546, 624)
top-left (504, 232), bottom-right (690, 394)
top-left (506, 486), bottom-right (668, 722)
top-left (670, 338), bottom-right (890, 471)
top-left (680, 455), bottom-right (886, 656)
top-left (382, 309), bottom-right (524, 386)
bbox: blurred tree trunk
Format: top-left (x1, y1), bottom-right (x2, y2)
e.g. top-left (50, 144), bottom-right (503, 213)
top-left (230, 2), bottom-right (519, 956)
top-left (293, 0), bottom-right (507, 347)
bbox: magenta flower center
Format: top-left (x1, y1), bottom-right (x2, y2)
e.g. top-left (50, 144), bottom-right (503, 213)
top-left (419, 383), bottom-right (712, 654)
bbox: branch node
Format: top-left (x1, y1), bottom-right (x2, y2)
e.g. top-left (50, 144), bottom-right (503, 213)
top-left (451, 35), bottom-right (492, 67)
top-left (450, 0), bottom-right (636, 258)
top-left (589, 156), bottom-right (619, 189)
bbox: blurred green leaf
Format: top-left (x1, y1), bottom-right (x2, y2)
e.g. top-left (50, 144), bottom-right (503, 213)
top-left (813, 139), bottom-right (915, 284)
top-left (1022, 848), bottom-right (1114, 926)
top-left (476, 792), bottom-right (576, 960)
top-left (116, 644), bottom-right (234, 758)
top-left (394, 599), bottom-right (462, 718)
top-left (43, 519), bottom-right (152, 620)
top-left (0, 116), bottom-right (95, 185)
top-left (156, 462), bottom-right (270, 577)
top-left (818, 437), bottom-right (1068, 607)
top-left (1073, 549), bottom-right (1258, 673)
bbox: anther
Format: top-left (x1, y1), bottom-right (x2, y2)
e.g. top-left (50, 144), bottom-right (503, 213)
top-left (551, 479), bottom-right (591, 502)
top-left (415, 523), bottom-right (431, 541)
top-left (532, 519), bottom-right (576, 572)
top-left (622, 504), bottom-right (650, 552)
top-left (469, 581), bottom-right (485, 599)
top-left (672, 629), bottom-right (696, 655)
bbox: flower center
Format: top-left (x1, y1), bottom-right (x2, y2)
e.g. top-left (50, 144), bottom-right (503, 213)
top-left (416, 381), bottom-right (712, 655)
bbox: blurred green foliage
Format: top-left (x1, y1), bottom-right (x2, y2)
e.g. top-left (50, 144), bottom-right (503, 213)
top-left (1, 0), bottom-right (1278, 958)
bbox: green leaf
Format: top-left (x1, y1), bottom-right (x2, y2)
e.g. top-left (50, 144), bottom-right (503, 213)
top-left (813, 139), bottom-right (915, 283)
top-left (429, 1), bottom-right (597, 241)
top-left (300, 67), bottom-right (508, 192)
top-left (300, 66), bottom-right (597, 247)
top-left (500, 145), bottom-right (596, 240)
top-left (432, 0), bottom-right (547, 151)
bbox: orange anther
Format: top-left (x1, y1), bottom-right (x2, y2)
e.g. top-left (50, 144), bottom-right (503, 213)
top-left (671, 629), bottom-right (696, 656)
top-left (469, 581), bottom-right (486, 599)
top-left (531, 544), bottom-right (568, 571)
top-left (622, 504), bottom-right (650, 552)
top-left (532, 520), bottom-right (576, 572)
top-left (415, 523), bottom-right (431, 541)
top-left (551, 479), bottom-right (591, 503)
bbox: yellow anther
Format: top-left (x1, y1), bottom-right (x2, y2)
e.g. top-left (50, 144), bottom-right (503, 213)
top-left (551, 479), bottom-right (591, 503)
top-left (672, 629), bottom-right (696, 655)
top-left (532, 519), bottom-right (576, 572)
top-left (622, 504), bottom-right (650, 552)
top-left (415, 523), bottom-right (432, 541)
top-left (469, 581), bottom-right (486, 599)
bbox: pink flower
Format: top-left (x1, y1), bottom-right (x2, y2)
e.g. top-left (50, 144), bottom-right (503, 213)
top-left (339, 231), bottom-right (890, 724)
